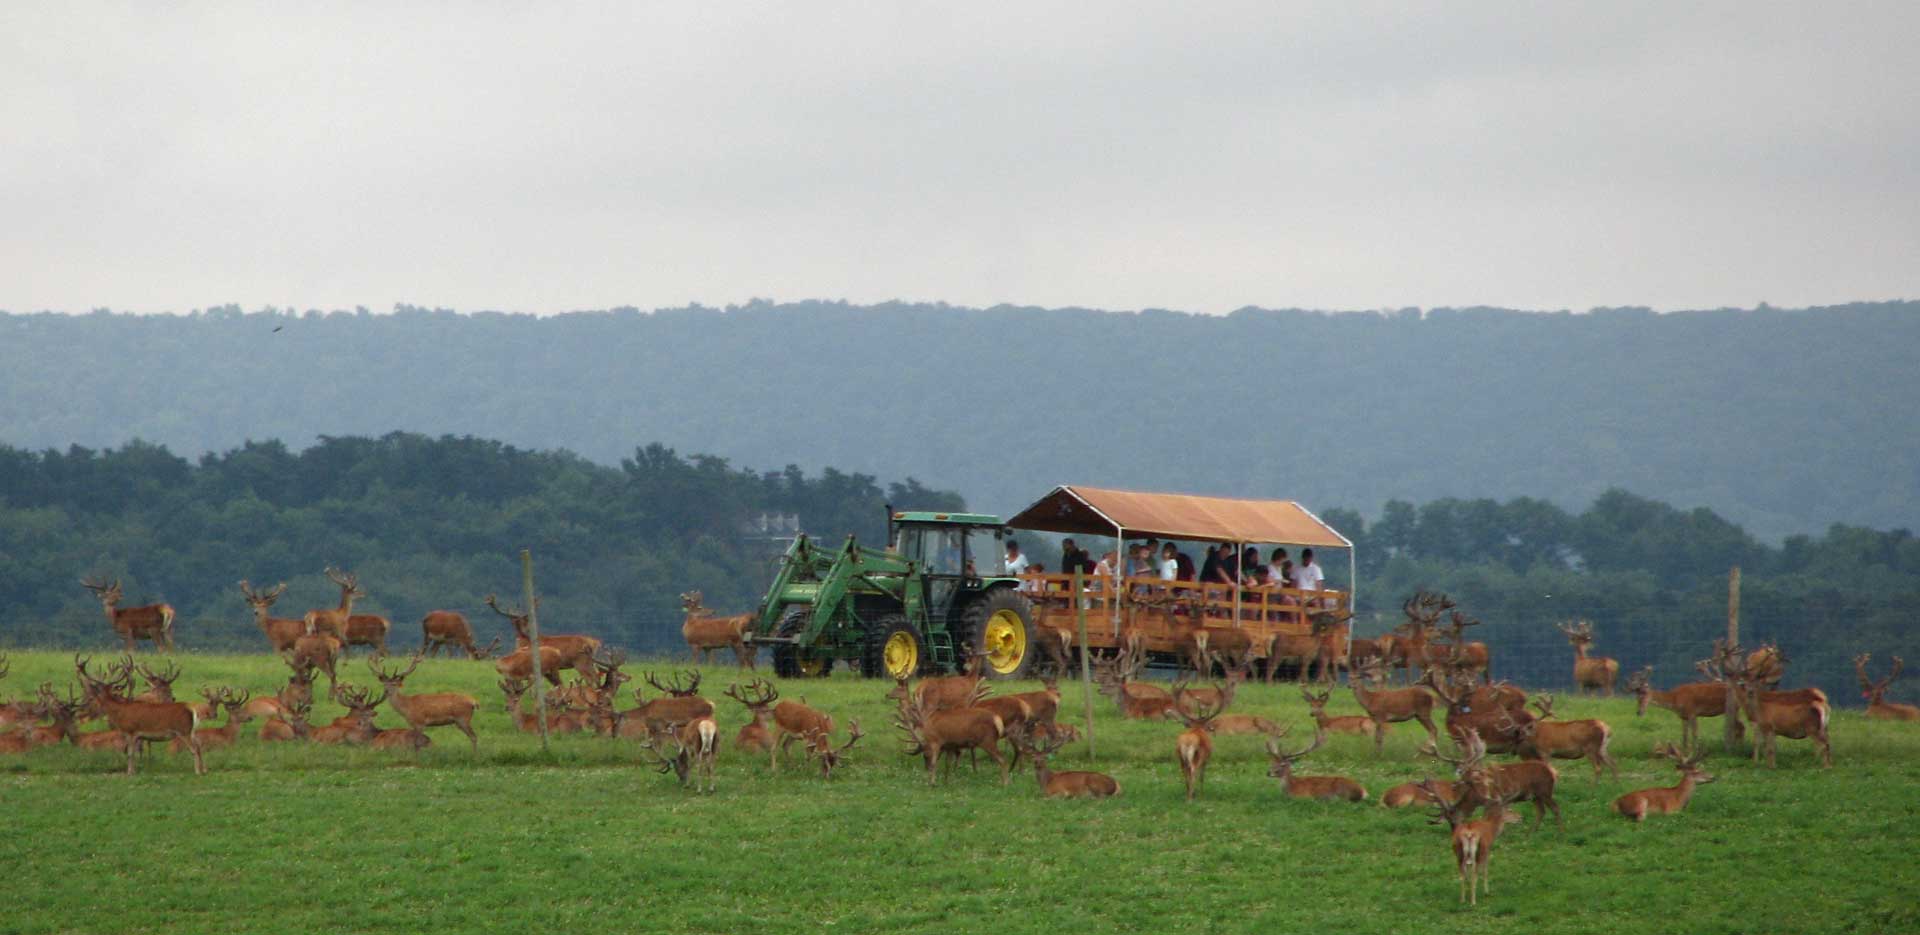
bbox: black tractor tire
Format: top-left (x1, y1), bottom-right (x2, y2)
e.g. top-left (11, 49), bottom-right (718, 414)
top-left (772, 608), bottom-right (832, 679)
top-left (860, 613), bottom-right (928, 681)
top-left (959, 588), bottom-right (1037, 680)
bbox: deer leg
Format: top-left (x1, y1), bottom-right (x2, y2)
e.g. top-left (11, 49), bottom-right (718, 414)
top-left (125, 738), bottom-right (138, 775)
top-left (991, 742), bottom-right (1009, 786)
top-left (458, 719), bottom-right (478, 754)
top-left (190, 736), bottom-right (205, 775)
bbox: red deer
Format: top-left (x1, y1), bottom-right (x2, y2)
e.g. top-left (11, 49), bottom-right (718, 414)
top-left (1613, 742), bottom-right (1716, 823)
top-left (0, 655), bottom-right (39, 731)
top-left (886, 655), bottom-right (988, 713)
top-left (132, 660), bottom-right (183, 704)
top-left (1422, 665), bottom-right (1533, 755)
top-left (1557, 620), bottom-right (1619, 696)
top-left (1303, 687), bottom-right (1381, 738)
top-left (171, 688), bottom-right (252, 753)
top-left (0, 687), bottom-right (82, 752)
top-left (725, 679), bottom-right (779, 754)
top-left (1424, 730), bottom-right (1562, 832)
top-left (765, 694), bottom-right (862, 777)
top-left (240, 654), bottom-right (317, 723)
top-left (291, 632), bottom-right (345, 691)
top-left (258, 699), bottom-right (313, 742)
top-left (543, 696), bottom-right (591, 734)
top-left (310, 684), bottom-right (383, 745)
top-left (678, 591), bottom-right (757, 668)
top-left (616, 671), bottom-right (716, 740)
top-left (1264, 630), bottom-right (1329, 685)
top-left (370, 727), bottom-right (432, 751)
top-left (368, 655), bottom-right (480, 753)
top-left (1006, 722), bottom-right (1119, 798)
top-left (1352, 661), bottom-right (1438, 753)
top-left (1710, 646), bottom-right (1830, 768)
top-left (81, 577), bottom-right (175, 653)
top-left (1380, 780), bottom-right (1460, 810)
top-left (1626, 666), bottom-right (1736, 750)
top-left (498, 678), bottom-right (545, 733)
top-left (1747, 644), bottom-right (1786, 689)
top-left (1392, 591), bottom-right (1456, 682)
top-left (420, 610), bottom-right (495, 658)
top-left (302, 567), bottom-right (363, 640)
top-left (1163, 610), bottom-right (1259, 680)
top-left (1170, 695), bottom-right (1221, 802)
top-left (1092, 644), bottom-right (1176, 720)
top-left (1265, 727), bottom-right (1367, 801)
top-left (893, 685), bottom-right (1009, 786)
top-left (1420, 776), bottom-right (1522, 906)
top-left (240, 581), bottom-right (306, 652)
top-left (1002, 673), bottom-right (1063, 727)
top-left (74, 655), bottom-right (202, 774)
top-left (345, 613), bottom-right (392, 656)
top-left (639, 716), bottom-right (721, 793)
top-left (1855, 653), bottom-right (1919, 721)
top-left (1505, 693), bottom-right (1617, 782)
top-left (484, 595), bottom-right (600, 677)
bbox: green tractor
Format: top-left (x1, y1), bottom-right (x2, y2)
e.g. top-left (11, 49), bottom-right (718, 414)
top-left (750, 510), bottom-right (1036, 680)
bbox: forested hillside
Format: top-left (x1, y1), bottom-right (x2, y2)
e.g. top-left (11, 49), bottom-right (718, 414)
top-left (2, 300), bottom-right (1915, 540)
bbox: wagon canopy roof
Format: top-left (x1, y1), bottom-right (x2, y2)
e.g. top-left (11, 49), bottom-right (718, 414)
top-left (1005, 485), bottom-right (1351, 548)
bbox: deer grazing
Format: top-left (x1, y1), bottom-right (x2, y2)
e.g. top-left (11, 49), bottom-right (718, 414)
top-left (240, 581), bottom-right (308, 652)
top-left (172, 687), bottom-right (253, 753)
top-left (420, 610), bottom-right (496, 658)
top-left (678, 591), bottom-right (757, 668)
top-left (1007, 722), bottom-right (1119, 798)
top-left (1626, 666), bottom-right (1735, 750)
top-left (303, 567), bottom-right (363, 640)
top-left (1171, 695), bottom-right (1222, 801)
top-left (368, 655), bottom-right (480, 753)
top-left (725, 679), bottom-right (780, 754)
top-left (1613, 742), bottom-right (1716, 823)
top-left (1351, 661), bottom-right (1438, 753)
top-left (74, 655), bottom-right (203, 775)
top-left (1557, 620), bottom-right (1620, 696)
top-left (1705, 641), bottom-right (1831, 768)
top-left (766, 692), bottom-right (861, 776)
top-left (893, 684), bottom-right (1009, 786)
top-left (81, 577), bottom-right (175, 652)
top-left (345, 611), bottom-right (392, 656)
top-left (1303, 687), bottom-right (1381, 738)
top-left (1504, 693), bottom-right (1617, 781)
top-left (1265, 726), bottom-right (1368, 802)
top-left (639, 716), bottom-right (722, 792)
top-left (1855, 653), bottom-right (1919, 720)
top-left (1420, 775), bottom-right (1522, 906)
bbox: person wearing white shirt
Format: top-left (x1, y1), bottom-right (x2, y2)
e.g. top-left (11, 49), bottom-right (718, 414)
top-left (1291, 548), bottom-right (1325, 592)
top-left (1005, 541), bottom-right (1030, 575)
top-left (1268, 547), bottom-right (1290, 591)
top-left (1158, 543), bottom-right (1179, 581)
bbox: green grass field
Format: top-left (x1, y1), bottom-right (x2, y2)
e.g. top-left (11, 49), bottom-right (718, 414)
top-left (1, 650), bottom-right (1915, 935)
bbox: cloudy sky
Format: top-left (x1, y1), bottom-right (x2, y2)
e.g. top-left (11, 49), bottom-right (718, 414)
top-left (3, 2), bottom-right (1915, 315)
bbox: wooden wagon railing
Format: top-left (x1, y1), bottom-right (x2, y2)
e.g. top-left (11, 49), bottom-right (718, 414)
top-left (1017, 572), bottom-right (1349, 658)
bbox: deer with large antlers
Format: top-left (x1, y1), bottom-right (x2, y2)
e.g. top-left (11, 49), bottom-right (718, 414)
top-left (1557, 620), bottom-right (1619, 696)
top-left (258, 699), bottom-right (312, 742)
top-left (1265, 726), bottom-right (1368, 801)
top-left (1092, 642), bottom-right (1177, 720)
top-left (310, 683), bottom-right (384, 745)
top-left (1855, 654), bottom-right (1918, 721)
top-left (614, 671), bottom-right (716, 739)
top-left (725, 679), bottom-right (780, 753)
top-left (239, 581), bottom-right (306, 652)
top-left (678, 591), bottom-right (757, 669)
top-left (240, 654), bottom-right (318, 723)
top-left (887, 655), bottom-right (989, 713)
top-left (1747, 644), bottom-right (1786, 689)
top-left (0, 687), bottom-right (83, 752)
top-left (81, 577), bottom-right (175, 653)
top-left (1420, 773), bottom-right (1522, 907)
top-left (1303, 686), bottom-right (1381, 738)
top-left (302, 567), bottom-right (362, 640)
top-left (1393, 591), bottom-right (1456, 682)
top-left (764, 692), bottom-right (860, 776)
top-left (1625, 666), bottom-right (1735, 750)
top-left (1170, 695), bottom-right (1222, 802)
top-left (368, 655), bottom-right (480, 753)
top-left (894, 684), bottom-right (1009, 786)
top-left (1007, 721), bottom-right (1119, 798)
top-left (132, 660), bottom-right (183, 704)
top-left (74, 655), bottom-right (203, 774)
top-left (1423, 729), bottom-right (1562, 832)
top-left (1704, 641), bottom-right (1830, 768)
top-left (1613, 743), bottom-right (1716, 823)
top-left (1504, 693), bottom-right (1617, 782)
top-left (171, 688), bottom-right (252, 754)
top-left (640, 716), bottom-right (722, 793)
top-left (484, 595), bottom-right (600, 678)
top-left (1422, 662), bottom-right (1533, 755)
top-left (420, 610), bottom-right (496, 658)
top-left (1351, 661), bottom-right (1437, 754)
top-left (0, 656), bottom-right (39, 732)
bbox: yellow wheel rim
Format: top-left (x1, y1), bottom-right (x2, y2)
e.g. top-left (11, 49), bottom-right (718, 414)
top-left (983, 609), bottom-right (1027, 675)
top-left (883, 631), bottom-right (919, 680)
top-left (797, 655), bottom-right (828, 677)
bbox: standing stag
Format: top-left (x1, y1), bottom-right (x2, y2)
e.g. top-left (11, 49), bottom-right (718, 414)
top-left (1351, 661), bottom-right (1438, 754)
top-left (485, 595), bottom-right (601, 679)
top-left (368, 655), bottom-right (480, 753)
top-left (1613, 743), bottom-right (1716, 823)
top-left (1557, 620), bottom-right (1620, 696)
top-left (678, 591), bottom-right (757, 668)
top-left (1703, 642), bottom-right (1831, 768)
top-left (1419, 774), bottom-right (1522, 907)
top-left (303, 567), bottom-right (363, 640)
top-left (639, 716), bottom-right (721, 793)
top-left (1626, 666), bottom-right (1736, 751)
top-left (1504, 693), bottom-right (1617, 782)
top-left (1170, 695), bottom-right (1222, 802)
top-left (767, 694), bottom-right (861, 777)
top-left (241, 581), bottom-right (306, 652)
top-left (1855, 654), bottom-right (1919, 720)
top-left (1423, 730), bottom-right (1562, 832)
top-left (893, 684), bottom-right (1009, 786)
top-left (81, 577), bottom-right (175, 652)
top-left (74, 655), bottom-right (204, 775)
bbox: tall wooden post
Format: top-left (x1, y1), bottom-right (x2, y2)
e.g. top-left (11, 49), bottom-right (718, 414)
top-left (522, 549), bottom-right (550, 752)
top-left (1723, 566), bottom-right (1741, 752)
top-left (1074, 568), bottom-right (1096, 761)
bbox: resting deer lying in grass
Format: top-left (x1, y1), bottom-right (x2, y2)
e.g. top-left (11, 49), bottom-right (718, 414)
top-left (1613, 743), bottom-right (1715, 823)
top-left (1352, 661), bottom-right (1437, 753)
top-left (131, 660), bottom-right (183, 705)
top-left (311, 683), bottom-right (383, 745)
top-left (370, 727), bottom-right (432, 751)
top-left (240, 654), bottom-right (317, 723)
top-left (1093, 643), bottom-right (1175, 720)
top-left (1007, 722), bottom-right (1118, 798)
top-left (1557, 620), bottom-right (1619, 696)
top-left (678, 591), bottom-right (757, 669)
top-left (259, 699), bottom-right (313, 742)
top-left (640, 716), bottom-right (721, 792)
top-left (74, 655), bottom-right (203, 775)
top-left (725, 679), bottom-right (779, 753)
top-left (1421, 776), bottom-right (1522, 906)
top-left (369, 655), bottom-right (480, 753)
top-left (1506, 693), bottom-right (1617, 782)
top-left (1171, 695), bottom-right (1222, 802)
top-left (172, 687), bottom-right (252, 753)
top-left (894, 685), bottom-right (1008, 786)
top-left (1265, 726), bottom-right (1367, 802)
top-left (0, 688), bottom-right (82, 752)
top-left (1303, 687), bottom-right (1380, 737)
top-left (1380, 779), bottom-right (1462, 810)
top-left (1626, 666), bottom-right (1735, 751)
top-left (617, 671), bottom-right (716, 739)
top-left (1856, 653), bottom-right (1919, 721)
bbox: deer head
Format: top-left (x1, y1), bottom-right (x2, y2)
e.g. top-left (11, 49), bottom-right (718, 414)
top-left (1855, 653), bottom-right (1904, 703)
top-left (80, 577), bottom-right (125, 607)
top-left (724, 679), bottom-right (779, 712)
top-left (1654, 741), bottom-right (1715, 785)
top-left (644, 670), bottom-right (702, 698)
top-left (368, 654), bottom-right (423, 690)
top-left (1264, 724), bottom-right (1327, 781)
top-left (808, 718), bottom-right (864, 778)
top-left (240, 580), bottom-right (290, 610)
top-left (324, 567), bottom-right (364, 598)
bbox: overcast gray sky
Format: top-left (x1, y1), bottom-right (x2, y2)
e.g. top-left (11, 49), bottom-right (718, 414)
top-left (3, 2), bottom-right (1916, 315)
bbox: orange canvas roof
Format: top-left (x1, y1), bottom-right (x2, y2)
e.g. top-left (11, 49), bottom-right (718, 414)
top-left (1005, 485), bottom-right (1351, 548)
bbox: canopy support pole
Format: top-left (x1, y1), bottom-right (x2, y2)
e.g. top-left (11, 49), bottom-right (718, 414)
top-left (1347, 547), bottom-right (1357, 663)
top-left (1111, 524), bottom-right (1124, 640)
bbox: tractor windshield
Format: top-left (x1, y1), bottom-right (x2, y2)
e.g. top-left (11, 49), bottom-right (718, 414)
top-left (964, 526), bottom-right (1004, 576)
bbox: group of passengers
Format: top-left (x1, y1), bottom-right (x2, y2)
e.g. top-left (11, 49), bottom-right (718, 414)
top-left (1006, 537), bottom-right (1323, 598)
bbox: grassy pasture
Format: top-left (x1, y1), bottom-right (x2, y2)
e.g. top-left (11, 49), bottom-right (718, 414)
top-left (0, 650), bottom-right (1916, 935)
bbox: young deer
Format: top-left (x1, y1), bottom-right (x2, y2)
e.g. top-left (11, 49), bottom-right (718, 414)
top-left (1613, 743), bottom-right (1716, 822)
top-left (678, 591), bottom-right (757, 669)
top-left (1303, 687), bottom-right (1380, 737)
top-left (303, 567), bottom-right (363, 640)
top-left (1351, 661), bottom-right (1437, 753)
top-left (1855, 653), bottom-right (1919, 721)
top-left (1557, 620), bottom-right (1620, 696)
top-left (1170, 696), bottom-right (1222, 802)
top-left (1421, 776), bottom-right (1522, 906)
top-left (1264, 726), bottom-right (1367, 802)
top-left (1506, 693), bottom-right (1617, 782)
top-left (725, 679), bottom-right (779, 754)
top-left (1007, 722), bottom-right (1119, 798)
top-left (172, 687), bottom-right (253, 753)
top-left (81, 577), bottom-right (176, 653)
top-left (368, 655), bottom-right (480, 753)
top-left (74, 655), bottom-right (203, 775)
top-left (1626, 666), bottom-right (1735, 751)
top-left (893, 685), bottom-right (1008, 786)
top-left (240, 581), bottom-right (306, 652)
top-left (640, 716), bottom-right (722, 793)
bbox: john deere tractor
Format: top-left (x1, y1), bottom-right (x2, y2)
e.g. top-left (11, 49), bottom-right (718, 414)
top-left (750, 510), bottom-right (1035, 680)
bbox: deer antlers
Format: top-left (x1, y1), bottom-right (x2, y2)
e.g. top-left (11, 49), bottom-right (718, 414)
top-left (368, 654), bottom-right (422, 684)
top-left (1529, 693), bottom-right (1558, 720)
top-left (239, 580), bottom-right (289, 604)
top-left (1400, 591), bottom-right (1455, 629)
top-left (1555, 619), bottom-right (1594, 642)
top-left (323, 566), bottom-right (360, 591)
top-left (1654, 741), bottom-right (1706, 769)
top-left (1855, 653), bottom-right (1903, 694)
top-left (1264, 724), bottom-right (1327, 765)
top-left (645, 670), bottom-right (702, 697)
top-left (725, 679), bottom-right (779, 708)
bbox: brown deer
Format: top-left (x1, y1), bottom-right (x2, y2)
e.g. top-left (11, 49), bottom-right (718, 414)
top-left (1424, 730), bottom-right (1562, 832)
top-left (370, 727), bottom-right (432, 751)
top-left (1707, 643), bottom-right (1830, 768)
top-left (1006, 722), bottom-right (1119, 798)
top-left (368, 655), bottom-right (480, 753)
top-left (1505, 693), bottom-right (1617, 781)
top-left (0, 687), bottom-right (83, 752)
top-left (1351, 661), bottom-right (1438, 753)
top-left (132, 660), bottom-right (183, 704)
top-left (258, 699), bottom-right (312, 742)
top-left (1422, 664), bottom-right (1533, 755)
top-left (1306, 608), bottom-right (1357, 685)
top-left (678, 591), bottom-right (756, 668)
top-left (172, 687), bottom-right (252, 753)
top-left (1557, 620), bottom-right (1619, 696)
top-left (1001, 673), bottom-right (1063, 727)
top-left (240, 581), bottom-right (306, 652)
top-left (1855, 653), bottom-right (1919, 720)
top-left (1263, 630), bottom-right (1329, 685)
top-left (345, 612), bottom-right (392, 656)
top-left (485, 595), bottom-right (600, 677)
top-left (543, 696), bottom-right (591, 734)
top-left (887, 655), bottom-right (988, 712)
top-left (74, 655), bottom-right (203, 774)
top-left (618, 671), bottom-right (716, 739)
top-left (303, 567), bottom-right (363, 640)
top-left (1613, 742), bottom-right (1716, 823)
top-left (0, 657), bottom-right (40, 732)
top-left (762, 693), bottom-right (862, 777)
top-left (1747, 644), bottom-right (1786, 689)
top-left (1265, 726), bottom-right (1367, 801)
top-left (240, 654), bottom-right (317, 722)
top-left (310, 684), bottom-right (383, 745)
top-left (1380, 779), bottom-right (1461, 810)
top-left (1092, 644), bottom-right (1176, 720)
top-left (639, 716), bottom-right (722, 793)
top-left (291, 632), bottom-right (345, 691)
top-left (1303, 687), bottom-right (1381, 738)
top-left (1392, 591), bottom-right (1456, 682)
top-left (725, 679), bottom-right (779, 754)
top-left (893, 685), bottom-right (1009, 786)
top-left (1420, 775), bottom-right (1522, 906)
top-left (82, 577), bottom-right (176, 652)
top-left (498, 678), bottom-right (544, 733)
top-left (420, 610), bottom-right (495, 658)
top-left (1170, 695), bottom-right (1222, 801)
top-left (1626, 666), bottom-right (1735, 750)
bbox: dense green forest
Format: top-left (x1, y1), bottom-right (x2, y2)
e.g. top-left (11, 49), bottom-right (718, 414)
top-left (2, 301), bottom-right (1916, 541)
top-left (1, 434), bottom-right (1911, 701)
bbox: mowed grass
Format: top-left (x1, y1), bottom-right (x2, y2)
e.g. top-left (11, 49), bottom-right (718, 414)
top-left (0, 650), bottom-right (1916, 935)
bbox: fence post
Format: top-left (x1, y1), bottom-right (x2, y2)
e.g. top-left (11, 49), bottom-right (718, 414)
top-left (1074, 568), bottom-right (1095, 761)
top-left (523, 548), bottom-right (550, 752)
top-left (1723, 566), bottom-right (1741, 753)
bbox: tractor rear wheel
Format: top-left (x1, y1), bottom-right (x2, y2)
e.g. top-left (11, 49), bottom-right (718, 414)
top-left (960, 588), bottom-right (1035, 680)
top-left (860, 614), bottom-right (926, 680)
top-left (772, 608), bottom-right (833, 679)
